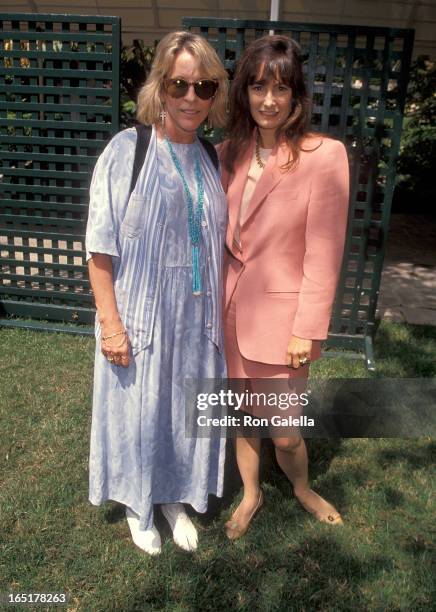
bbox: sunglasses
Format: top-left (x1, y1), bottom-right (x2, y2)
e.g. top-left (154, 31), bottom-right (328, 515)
top-left (165, 78), bottom-right (219, 100)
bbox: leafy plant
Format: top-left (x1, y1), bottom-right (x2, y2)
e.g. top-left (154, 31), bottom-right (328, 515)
top-left (120, 39), bottom-right (157, 128)
top-left (394, 56), bottom-right (436, 212)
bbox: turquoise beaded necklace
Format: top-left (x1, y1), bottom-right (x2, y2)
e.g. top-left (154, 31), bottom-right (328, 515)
top-left (164, 135), bottom-right (205, 295)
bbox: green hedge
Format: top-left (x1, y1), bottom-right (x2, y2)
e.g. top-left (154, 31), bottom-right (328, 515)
top-left (393, 56), bottom-right (435, 213)
top-left (120, 40), bottom-right (156, 128)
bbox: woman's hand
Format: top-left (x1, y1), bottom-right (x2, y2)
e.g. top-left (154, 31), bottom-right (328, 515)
top-left (101, 321), bottom-right (131, 368)
top-left (88, 254), bottom-right (131, 368)
top-left (286, 335), bottom-right (312, 369)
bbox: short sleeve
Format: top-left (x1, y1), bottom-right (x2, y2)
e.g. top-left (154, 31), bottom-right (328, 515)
top-left (85, 129), bottom-right (137, 261)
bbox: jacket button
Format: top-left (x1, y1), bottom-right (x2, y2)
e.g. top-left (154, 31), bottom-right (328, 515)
top-left (206, 291), bottom-right (211, 297)
top-left (206, 323), bottom-right (212, 329)
top-left (202, 220), bottom-right (208, 228)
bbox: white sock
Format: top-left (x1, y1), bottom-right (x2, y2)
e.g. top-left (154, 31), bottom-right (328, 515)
top-left (160, 503), bottom-right (198, 552)
top-left (126, 507), bottom-right (161, 555)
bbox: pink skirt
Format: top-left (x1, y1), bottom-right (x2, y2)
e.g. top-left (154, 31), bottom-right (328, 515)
top-left (224, 297), bottom-right (308, 423)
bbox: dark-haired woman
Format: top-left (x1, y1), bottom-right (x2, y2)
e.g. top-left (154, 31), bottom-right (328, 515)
top-left (218, 35), bottom-right (349, 539)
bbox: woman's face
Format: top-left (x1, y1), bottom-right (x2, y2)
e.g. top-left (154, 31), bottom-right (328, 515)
top-left (247, 73), bottom-right (292, 133)
top-left (162, 50), bottom-right (214, 143)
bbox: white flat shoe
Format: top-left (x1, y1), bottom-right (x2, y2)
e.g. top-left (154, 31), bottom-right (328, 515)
top-left (160, 503), bottom-right (198, 552)
top-left (126, 507), bottom-right (161, 555)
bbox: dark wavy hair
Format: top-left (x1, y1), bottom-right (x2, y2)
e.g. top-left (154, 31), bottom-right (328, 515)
top-left (223, 35), bottom-right (313, 174)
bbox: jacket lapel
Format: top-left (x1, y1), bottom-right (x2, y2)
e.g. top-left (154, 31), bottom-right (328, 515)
top-left (242, 140), bottom-right (290, 227)
top-left (225, 139), bottom-right (254, 259)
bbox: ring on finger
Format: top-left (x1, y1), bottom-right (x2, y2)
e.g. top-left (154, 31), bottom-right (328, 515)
top-left (107, 356), bottom-right (115, 363)
top-left (299, 357), bottom-right (310, 365)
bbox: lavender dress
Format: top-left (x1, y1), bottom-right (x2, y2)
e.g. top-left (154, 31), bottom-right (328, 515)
top-left (88, 135), bottom-right (226, 530)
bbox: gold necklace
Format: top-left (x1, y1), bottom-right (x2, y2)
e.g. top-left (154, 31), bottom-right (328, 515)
top-left (255, 133), bottom-right (266, 169)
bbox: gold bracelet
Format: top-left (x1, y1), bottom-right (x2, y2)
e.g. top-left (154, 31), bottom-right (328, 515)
top-left (102, 329), bottom-right (126, 341)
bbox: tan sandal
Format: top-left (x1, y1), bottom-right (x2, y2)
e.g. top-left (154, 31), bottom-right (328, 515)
top-left (296, 490), bottom-right (344, 525)
top-left (225, 489), bottom-right (264, 540)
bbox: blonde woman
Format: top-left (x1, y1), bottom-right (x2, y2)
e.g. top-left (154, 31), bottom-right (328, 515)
top-left (86, 32), bottom-right (228, 554)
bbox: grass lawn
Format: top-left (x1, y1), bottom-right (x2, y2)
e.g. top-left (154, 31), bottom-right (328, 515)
top-left (0, 321), bottom-right (435, 611)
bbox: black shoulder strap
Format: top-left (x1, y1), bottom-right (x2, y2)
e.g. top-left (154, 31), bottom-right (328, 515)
top-left (129, 126), bottom-right (219, 199)
top-left (129, 124), bottom-right (152, 196)
top-left (199, 137), bottom-right (219, 171)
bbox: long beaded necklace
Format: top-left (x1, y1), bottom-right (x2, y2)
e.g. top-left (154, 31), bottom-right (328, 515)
top-left (164, 135), bottom-right (205, 295)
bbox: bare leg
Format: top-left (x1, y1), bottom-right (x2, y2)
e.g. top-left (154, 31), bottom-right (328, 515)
top-left (226, 435), bottom-right (263, 530)
top-left (273, 435), bottom-right (343, 524)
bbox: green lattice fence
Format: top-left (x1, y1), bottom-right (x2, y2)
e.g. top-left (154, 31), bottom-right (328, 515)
top-left (0, 13), bottom-right (120, 331)
top-left (183, 18), bottom-right (414, 368)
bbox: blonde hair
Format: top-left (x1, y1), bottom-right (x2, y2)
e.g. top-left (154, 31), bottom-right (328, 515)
top-left (136, 31), bottom-right (228, 128)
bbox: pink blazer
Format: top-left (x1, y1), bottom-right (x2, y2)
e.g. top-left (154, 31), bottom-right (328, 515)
top-left (218, 134), bottom-right (350, 365)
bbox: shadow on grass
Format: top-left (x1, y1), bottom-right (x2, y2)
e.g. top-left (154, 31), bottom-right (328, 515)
top-left (402, 533), bottom-right (434, 557)
top-left (376, 440), bottom-right (436, 469)
top-left (383, 486), bottom-right (406, 508)
top-left (125, 533), bottom-right (394, 611)
top-left (374, 322), bottom-right (436, 377)
top-left (306, 439), bottom-right (342, 476)
top-left (104, 503), bottom-right (126, 525)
